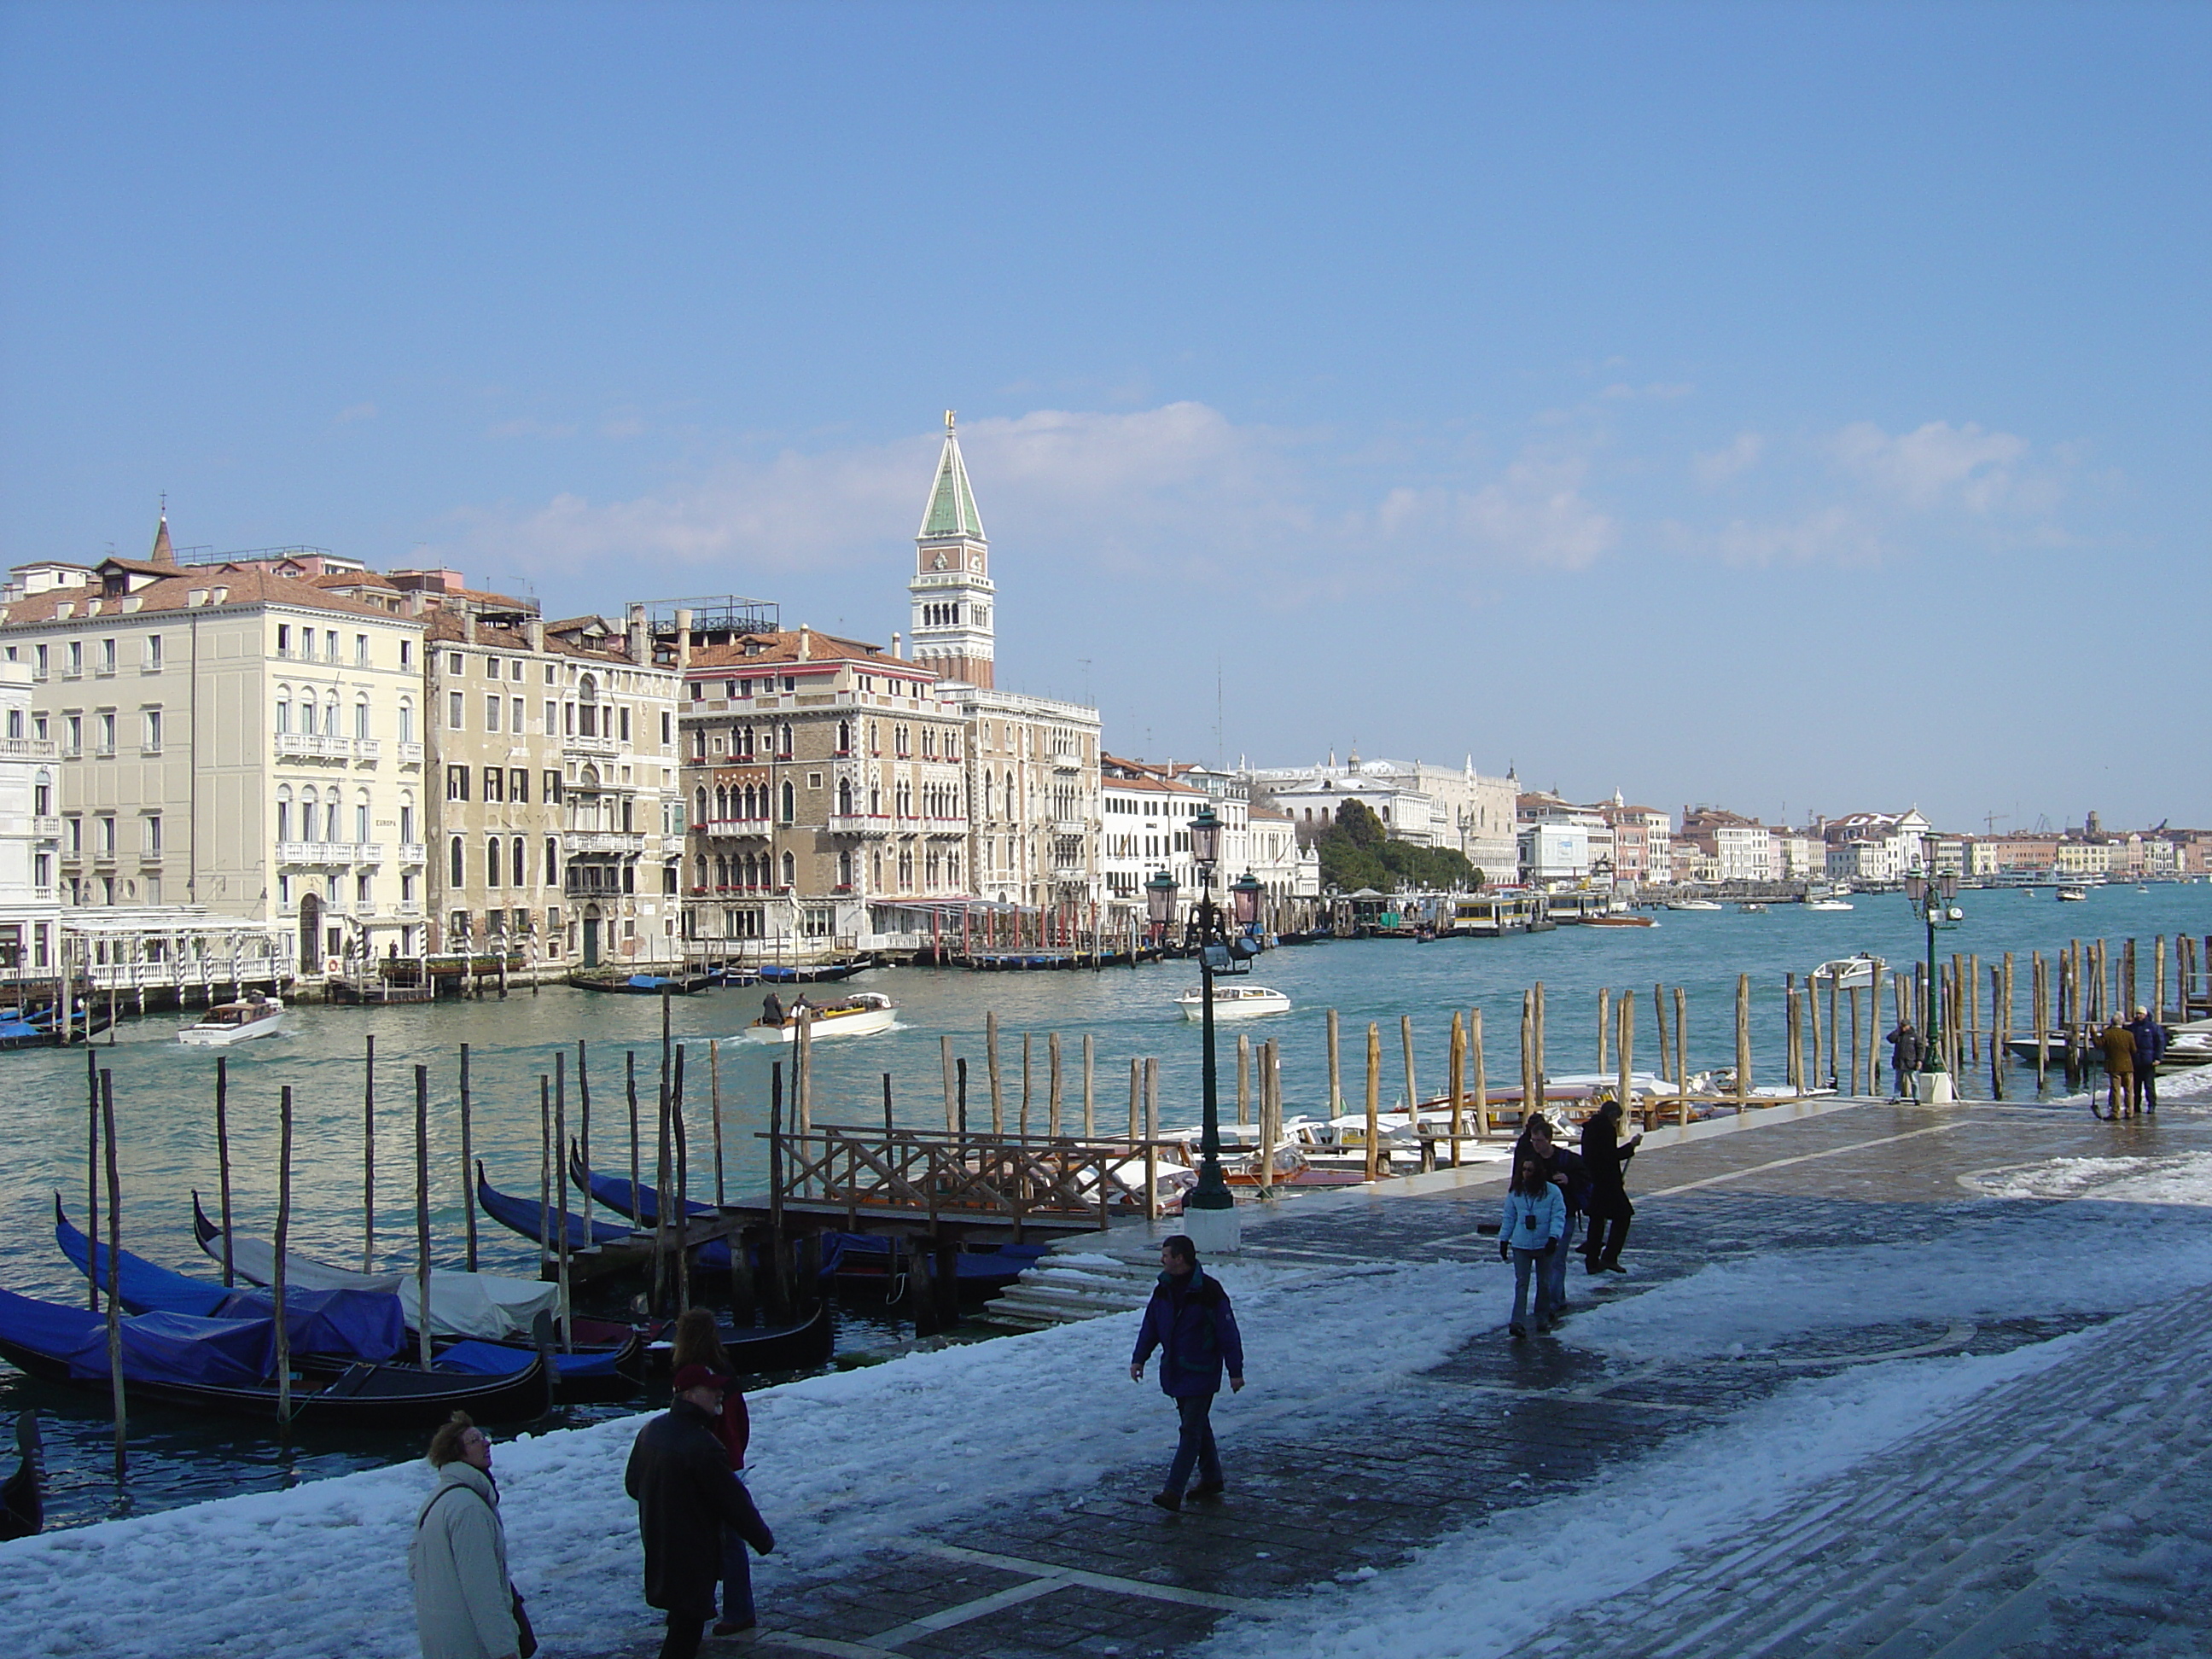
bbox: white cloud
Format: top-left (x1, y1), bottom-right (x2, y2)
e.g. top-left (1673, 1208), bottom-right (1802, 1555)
top-left (1831, 420), bottom-right (2029, 512)
top-left (333, 402), bottom-right (377, 425)
top-left (431, 403), bottom-right (1617, 594)
top-left (1693, 432), bottom-right (1764, 487)
top-left (1665, 506), bottom-right (1888, 568)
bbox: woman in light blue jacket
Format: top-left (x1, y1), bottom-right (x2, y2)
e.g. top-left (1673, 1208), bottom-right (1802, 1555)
top-left (1499, 1152), bottom-right (1566, 1338)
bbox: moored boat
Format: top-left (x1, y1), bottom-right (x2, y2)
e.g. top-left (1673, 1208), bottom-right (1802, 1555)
top-left (178, 994), bottom-right (285, 1047)
top-left (1811, 953), bottom-right (1886, 990)
top-left (1173, 985), bottom-right (1291, 1021)
top-left (0, 1411), bottom-right (39, 1540)
top-left (2058, 887), bottom-right (2089, 903)
top-left (1666, 899), bottom-right (1724, 911)
top-left (1804, 898), bottom-right (1854, 911)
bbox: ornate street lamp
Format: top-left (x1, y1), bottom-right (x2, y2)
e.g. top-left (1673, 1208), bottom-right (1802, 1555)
top-left (1230, 870), bottom-right (1264, 929)
top-left (1181, 806), bottom-right (1239, 1251)
top-left (1902, 867), bottom-right (1963, 1103)
top-left (1144, 869), bottom-right (1179, 947)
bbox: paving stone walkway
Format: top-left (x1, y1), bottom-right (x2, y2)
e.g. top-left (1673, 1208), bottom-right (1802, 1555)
top-left (583, 1096), bottom-right (2212, 1659)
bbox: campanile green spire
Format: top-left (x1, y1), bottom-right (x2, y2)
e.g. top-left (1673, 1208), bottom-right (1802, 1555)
top-left (917, 410), bottom-right (986, 541)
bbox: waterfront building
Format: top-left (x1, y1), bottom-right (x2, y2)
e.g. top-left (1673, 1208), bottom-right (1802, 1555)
top-left (1105, 756), bottom-right (1318, 921)
top-left (674, 618), bottom-right (968, 953)
top-left (1516, 788), bottom-right (1615, 889)
top-left (1679, 806), bottom-right (1776, 884)
top-left (1101, 758), bottom-right (1207, 923)
top-left (351, 570), bottom-right (684, 969)
top-left (0, 660), bottom-right (61, 977)
top-left (1770, 825), bottom-right (1826, 882)
top-left (1820, 808), bottom-right (1933, 884)
top-left (1249, 751), bottom-right (1516, 884)
top-left (0, 519), bottom-right (426, 970)
top-left (1596, 795), bottom-right (1672, 889)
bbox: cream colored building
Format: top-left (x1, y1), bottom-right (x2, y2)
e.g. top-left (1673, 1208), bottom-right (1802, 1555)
top-left (0, 523), bottom-right (428, 969)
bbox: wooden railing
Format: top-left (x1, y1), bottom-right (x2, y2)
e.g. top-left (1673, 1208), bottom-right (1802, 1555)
top-left (764, 1125), bottom-right (1167, 1228)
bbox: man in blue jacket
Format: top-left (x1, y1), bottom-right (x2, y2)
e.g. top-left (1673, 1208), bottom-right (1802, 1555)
top-left (1129, 1235), bottom-right (1245, 1512)
top-left (2129, 1007), bottom-right (2169, 1113)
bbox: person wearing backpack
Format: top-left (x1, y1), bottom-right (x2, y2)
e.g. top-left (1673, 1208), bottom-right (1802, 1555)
top-left (410, 1412), bottom-right (530, 1659)
top-left (1499, 1150), bottom-right (1566, 1338)
top-left (1129, 1234), bottom-right (1245, 1512)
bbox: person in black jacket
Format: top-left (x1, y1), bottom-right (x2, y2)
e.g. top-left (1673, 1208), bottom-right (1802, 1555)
top-left (1579, 1098), bottom-right (1640, 1274)
top-left (625, 1365), bottom-right (776, 1659)
top-left (2128, 1007), bottom-right (2168, 1114)
top-left (1886, 1022), bottom-right (1924, 1100)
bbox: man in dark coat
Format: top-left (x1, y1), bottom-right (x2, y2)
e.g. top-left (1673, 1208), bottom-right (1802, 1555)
top-left (626, 1365), bottom-right (776, 1659)
top-left (1130, 1235), bottom-right (1245, 1512)
top-left (2098, 1017), bottom-right (2138, 1117)
top-left (2128, 1006), bottom-right (2168, 1114)
top-left (1886, 1021), bottom-right (1924, 1099)
top-left (1579, 1100), bottom-right (1639, 1274)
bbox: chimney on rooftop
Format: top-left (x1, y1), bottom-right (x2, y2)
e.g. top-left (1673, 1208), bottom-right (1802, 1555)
top-left (798, 626), bottom-right (810, 662)
top-left (526, 617), bottom-right (544, 651)
top-left (673, 608), bottom-right (693, 672)
top-left (890, 632), bottom-right (901, 660)
top-left (463, 609), bottom-right (477, 645)
top-left (626, 602), bottom-right (646, 666)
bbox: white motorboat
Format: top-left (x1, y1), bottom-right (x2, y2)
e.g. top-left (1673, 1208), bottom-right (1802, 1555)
top-left (1805, 899), bottom-right (1854, 911)
top-left (744, 992), bottom-right (896, 1043)
top-left (178, 995), bottom-right (285, 1047)
top-left (1666, 899), bottom-right (1724, 911)
top-left (1811, 954), bottom-right (1886, 989)
top-left (1174, 984), bottom-right (1292, 1021)
top-left (2057, 887), bottom-right (2089, 903)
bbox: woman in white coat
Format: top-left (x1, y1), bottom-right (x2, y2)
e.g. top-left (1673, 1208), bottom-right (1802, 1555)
top-left (410, 1412), bottom-right (523, 1659)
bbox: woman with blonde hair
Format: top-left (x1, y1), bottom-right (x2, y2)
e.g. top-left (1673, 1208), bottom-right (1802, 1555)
top-left (669, 1309), bottom-right (755, 1636)
top-left (410, 1412), bottom-right (530, 1658)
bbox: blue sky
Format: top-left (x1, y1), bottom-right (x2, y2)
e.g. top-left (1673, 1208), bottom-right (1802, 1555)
top-left (3, 2), bottom-right (2205, 830)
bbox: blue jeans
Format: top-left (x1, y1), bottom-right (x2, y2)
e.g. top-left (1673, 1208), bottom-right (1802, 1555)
top-left (718, 1521), bottom-right (755, 1629)
top-left (1544, 1214), bottom-right (1577, 1311)
top-left (1511, 1245), bottom-right (1557, 1329)
top-left (1163, 1392), bottom-right (1222, 1494)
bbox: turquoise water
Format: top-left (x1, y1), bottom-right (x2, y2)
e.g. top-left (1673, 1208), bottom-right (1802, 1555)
top-left (5, 880), bottom-right (2209, 1527)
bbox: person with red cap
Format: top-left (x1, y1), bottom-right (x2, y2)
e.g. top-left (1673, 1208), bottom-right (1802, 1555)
top-left (625, 1362), bottom-right (775, 1659)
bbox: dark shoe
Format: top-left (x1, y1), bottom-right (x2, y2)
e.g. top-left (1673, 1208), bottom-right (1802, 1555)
top-left (1586, 1261), bottom-right (1604, 1276)
top-left (1150, 1489), bottom-right (1183, 1512)
top-left (713, 1621), bottom-right (756, 1637)
top-left (1188, 1480), bottom-right (1225, 1499)
top-left (1510, 1323), bottom-right (1527, 1340)
top-left (1604, 1262), bottom-right (1628, 1274)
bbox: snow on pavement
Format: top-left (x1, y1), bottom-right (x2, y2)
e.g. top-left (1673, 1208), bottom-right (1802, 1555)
top-left (0, 1257), bottom-right (1490, 1659)
top-left (1194, 1338), bottom-right (2089, 1659)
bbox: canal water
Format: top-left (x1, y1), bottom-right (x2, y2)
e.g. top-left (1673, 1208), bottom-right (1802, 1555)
top-left (6, 882), bottom-right (2209, 1528)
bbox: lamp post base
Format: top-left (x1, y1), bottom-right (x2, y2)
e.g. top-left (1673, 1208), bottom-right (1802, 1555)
top-left (1914, 1069), bottom-right (1954, 1106)
top-left (1179, 1201), bottom-right (1242, 1256)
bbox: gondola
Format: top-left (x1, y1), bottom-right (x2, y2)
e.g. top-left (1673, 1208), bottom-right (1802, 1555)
top-left (57, 1199), bottom-right (405, 1363)
top-left (572, 971), bottom-right (716, 995)
top-left (437, 1330), bottom-right (650, 1405)
top-left (814, 1233), bottom-right (1047, 1290)
top-left (474, 1162), bottom-right (637, 1250)
top-left (563, 1150), bottom-right (736, 1270)
top-left (1, 1412), bottom-right (40, 1540)
top-left (755, 959), bottom-right (869, 983)
top-left (638, 1302), bottom-right (835, 1377)
top-left (190, 1193), bottom-right (562, 1342)
top-left (0, 1286), bottom-right (553, 1429)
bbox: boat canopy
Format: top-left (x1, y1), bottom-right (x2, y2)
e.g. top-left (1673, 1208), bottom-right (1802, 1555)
top-left (0, 1285), bottom-right (276, 1388)
top-left (58, 1202), bottom-right (405, 1361)
top-left (196, 1217), bottom-right (559, 1342)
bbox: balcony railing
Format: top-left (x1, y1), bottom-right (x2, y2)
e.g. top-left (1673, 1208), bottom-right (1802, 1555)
top-left (564, 831), bottom-right (645, 854)
top-left (277, 841), bottom-right (382, 865)
top-left (826, 814), bottom-right (894, 837)
top-left (352, 738), bottom-right (381, 760)
top-left (397, 741), bottom-right (424, 765)
top-left (0, 737), bottom-right (58, 760)
top-left (563, 734), bottom-right (620, 758)
top-left (32, 816), bottom-right (61, 839)
top-left (398, 842), bottom-right (427, 865)
top-left (925, 817), bottom-right (971, 838)
top-left (276, 734), bottom-right (352, 760)
top-left (698, 818), bottom-right (770, 838)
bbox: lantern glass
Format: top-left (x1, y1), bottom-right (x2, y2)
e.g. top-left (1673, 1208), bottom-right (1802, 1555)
top-left (1190, 806), bottom-right (1221, 867)
top-left (1905, 873), bottom-right (1925, 904)
top-left (1144, 870), bottom-right (1179, 926)
top-left (1231, 872), bottom-right (1262, 926)
top-left (1939, 871), bottom-right (1959, 902)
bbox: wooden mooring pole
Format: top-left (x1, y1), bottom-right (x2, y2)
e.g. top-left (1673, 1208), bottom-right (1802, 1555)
top-left (362, 1034), bottom-right (376, 1272)
top-left (101, 1069), bottom-right (124, 1475)
top-left (275, 1085), bottom-right (294, 1427)
top-left (415, 1066), bottom-right (434, 1369)
top-left (1364, 1022), bottom-right (1382, 1182)
top-left (215, 1055), bottom-right (235, 1287)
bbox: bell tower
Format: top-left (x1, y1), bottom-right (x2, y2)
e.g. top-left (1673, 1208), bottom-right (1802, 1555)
top-left (907, 411), bottom-right (995, 688)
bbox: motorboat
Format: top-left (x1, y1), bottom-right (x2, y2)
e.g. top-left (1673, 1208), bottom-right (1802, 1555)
top-left (2058, 887), bottom-right (2089, 903)
top-left (178, 995), bottom-right (285, 1047)
top-left (1738, 902), bottom-right (1768, 914)
top-left (1811, 954), bottom-right (1886, 990)
top-left (1805, 899), bottom-right (1854, 911)
top-left (1174, 985), bottom-right (1292, 1021)
top-left (1666, 899), bottom-right (1724, 911)
top-left (744, 991), bottom-right (897, 1042)
top-left (1582, 913), bottom-right (1656, 927)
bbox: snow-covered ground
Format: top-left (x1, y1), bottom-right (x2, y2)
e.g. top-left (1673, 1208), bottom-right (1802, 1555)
top-left (1196, 1340), bottom-right (2087, 1659)
top-left (0, 1257), bottom-right (1492, 1659)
